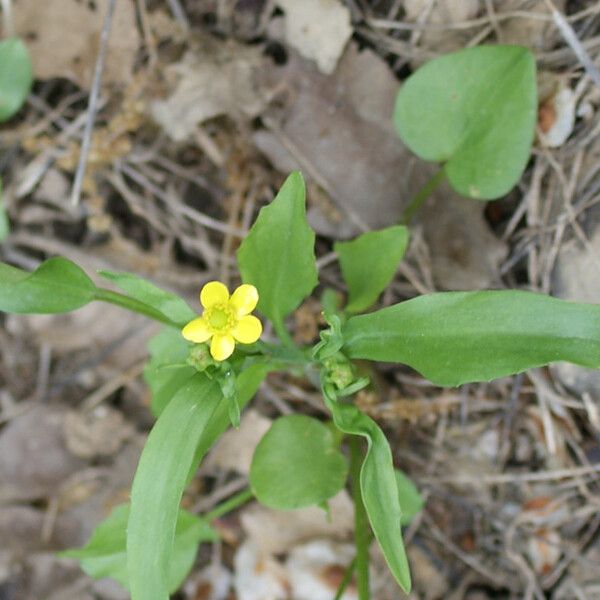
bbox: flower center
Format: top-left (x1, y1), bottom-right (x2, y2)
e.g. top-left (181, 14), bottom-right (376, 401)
top-left (206, 305), bottom-right (235, 331)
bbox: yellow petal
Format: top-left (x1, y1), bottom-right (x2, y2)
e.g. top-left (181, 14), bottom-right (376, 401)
top-left (230, 284), bottom-right (259, 316)
top-left (210, 334), bottom-right (235, 361)
top-left (181, 317), bottom-right (212, 343)
top-left (200, 281), bottom-right (229, 309)
top-left (231, 315), bottom-right (262, 344)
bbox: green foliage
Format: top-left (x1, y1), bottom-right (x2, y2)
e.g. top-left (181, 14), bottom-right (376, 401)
top-left (98, 270), bottom-right (196, 325)
top-left (0, 258), bottom-right (191, 327)
top-left (324, 397), bottom-right (411, 593)
top-left (394, 45), bottom-right (536, 199)
top-left (61, 504), bottom-right (216, 593)
top-left (0, 257), bottom-right (97, 313)
top-left (335, 225), bottom-right (409, 313)
top-left (237, 171), bottom-right (318, 334)
top-left (190, 363), bottom-right (270, 478)
top-left (144, 328), bottom-right (195, 417)
top-left (395, 470), bottom-right (424, 526)
top-left (127, 375), bottom-right (222, 600)
top-left (342, 290), bottom-right (600, 387)
top-left (0, 38), bottom-right (33, 122)
top-left (7, 159), bottom-right (600, 600)
top-left (250, 415), bottom-right (348, 509)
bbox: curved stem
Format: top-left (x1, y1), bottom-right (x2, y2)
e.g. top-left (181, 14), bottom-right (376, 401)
top-left (350, 436), bottom-right (370, 600)
top-left (204, 488), bottom-right (254, 522)
top-left (94, 288), bottom-right (180, 328)
top-left (401, 166), bottom-right (446, 224)
top-left (334, 558), bottom-right (357, 600)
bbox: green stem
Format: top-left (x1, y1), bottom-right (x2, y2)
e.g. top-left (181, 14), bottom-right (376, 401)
top-left (273, 318), bottom-right (295, 349)
top-left (203, 487), bottom-right (254, 522)
top-left (350, 437), bottom-right (370, 600)
top-left (94, 288), bottom-right (180, 328)
top-left (334, 558), bottom-right (357, 600)
top-left (401, 166), bottom-right (446, 224)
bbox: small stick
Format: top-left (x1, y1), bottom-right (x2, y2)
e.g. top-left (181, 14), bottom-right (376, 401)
top-left (70, 0), bottom-right (116, 206)
top-left (1, 0), bottom-right (13, 37)
top-left (544, 0), bottom-right (600, 91)
top-left (166, 0), bottom-right (189, 30)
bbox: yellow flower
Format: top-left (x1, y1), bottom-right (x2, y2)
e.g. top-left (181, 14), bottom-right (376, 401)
top-left (182, 281), bottom-right (262, 361)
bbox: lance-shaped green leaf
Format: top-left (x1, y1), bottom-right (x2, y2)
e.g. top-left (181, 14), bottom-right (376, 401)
top-left (250, 415), bottom-right (348, 509)
top-left (335, 225), bottom-right (409, 313)
top-left (98, 270), bottom-right (196, 325)
top-left (325, 398), bottom-right (411, 593)
top-left (127, 375), bottom-right (222, 600)
top-left (0, 257), bottom-right (97, 313)
top-left (394, 45), bottom-right (536, 199)
top-left (0, 38), bottom-right (33, 122)
top-left (342, 290), bottom-right (600, 387)
top-left (61, 503), bottom-right (217, 593)
top-left (237, 172), bottom-right (317, 333)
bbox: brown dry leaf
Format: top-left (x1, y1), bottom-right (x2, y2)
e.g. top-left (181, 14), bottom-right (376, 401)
top-left (6, 303), bottom-right (152, 368)
top-left (276, 0), bottom-right (352, 74)
top-left (63, 406), bottom-right (134, 459)
top-left (204, 409), bottom-right (272, 476)
top-left (0, 407), bottom-right (86, 503)
top-left (61, 435), bottom-right (145, 541)
top-left (406, 545), bottom-right (448, 600)
top-left (419, 186), bottom-right (508, 290)
top-left (240, 490), bottom-right (353, 555)
top-left (256, 42), bottom-right (506, 287)
top-left (2, 552), bottom-right (90, 600)
top-left (14, 0), bottom-right (139, 88)
top-left (151, 33), bottom-right (270, 142)
top-left (0, 506), bottom-right (81, 553)
top-left (254, 43), bottom-right (411, 237)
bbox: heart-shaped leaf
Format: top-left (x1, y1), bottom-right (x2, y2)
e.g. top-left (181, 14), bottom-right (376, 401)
top-left (394, 45), bottom-right (536, 200)
top-left (335, 225), bottom-right (409, 313)
top-left (250, 414), bottom-right (348, 509)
